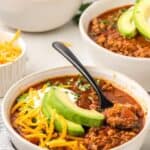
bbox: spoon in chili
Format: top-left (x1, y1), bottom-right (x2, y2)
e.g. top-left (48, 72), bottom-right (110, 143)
top-left (52, 41), bottom-right (113, 109)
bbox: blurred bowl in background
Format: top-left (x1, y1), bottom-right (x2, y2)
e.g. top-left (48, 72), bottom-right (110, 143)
top-left (0, 0), bottom-right (81, 32)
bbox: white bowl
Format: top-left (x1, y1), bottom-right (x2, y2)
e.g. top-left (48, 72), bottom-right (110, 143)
top-left (0, 31), bottom-right (26, 97)
top-left (0, 0), bottom-right (81, 32)
top-left (79, 0), bottom-right (150, 90)
top-left (2, 66), bottom-right (150, 150)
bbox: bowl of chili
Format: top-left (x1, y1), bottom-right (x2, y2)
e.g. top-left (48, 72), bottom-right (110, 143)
top-left (2, 66), bottom-right (150, 150)
top-left (79, 0), bottom-right (150, 90)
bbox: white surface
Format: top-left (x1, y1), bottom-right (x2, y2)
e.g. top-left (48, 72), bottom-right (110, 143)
top-left (0, 21), bottom-right (149, 149)
top-left (24, 22), bottom-right (94, 73)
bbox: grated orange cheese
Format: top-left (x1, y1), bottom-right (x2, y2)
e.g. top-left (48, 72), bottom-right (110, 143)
top-left (47, 139), bottom-right (78, 149)
top-left (10, 30), bottom-right (21, 44)
top-left (25, 133), bottom-right (47, 139)
top-left (0, 30), bottom-right (22, 64)
top-left (11, 100), bottom-right (25, 114)
top-left (58, 115), bottom-right (67, 139)
top-left (45, 110), bottom-right (55, 142)
top-left (11, 83), bottom-right (86, 149)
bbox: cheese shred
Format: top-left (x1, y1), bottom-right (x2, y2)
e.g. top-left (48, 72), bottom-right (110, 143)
top-left (0, 30), bottom-right (22, 64)
top-left (11, 86), bottom-right (86, 150)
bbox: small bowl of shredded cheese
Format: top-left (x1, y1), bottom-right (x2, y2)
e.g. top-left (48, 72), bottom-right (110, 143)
top-left (0, 30), bottom-right (26, 97)
top-left (0, 30), bottom-right (22, 65)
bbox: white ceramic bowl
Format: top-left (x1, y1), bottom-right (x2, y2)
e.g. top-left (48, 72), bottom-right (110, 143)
top-left (2, 66), bottom-right (150, 150)
top-left (0, 31), bottom-right (26, 97)
top-left (0, 0), bottom-right (81, 32)
top-left (79, 0), bottom-right (150, 90)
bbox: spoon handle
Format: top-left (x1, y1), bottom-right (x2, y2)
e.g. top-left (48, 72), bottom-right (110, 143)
top-left (52, 41), bottom-right (107, 108)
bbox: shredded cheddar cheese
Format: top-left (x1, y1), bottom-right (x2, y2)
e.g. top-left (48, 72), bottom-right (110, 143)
top-left (45, 110), bottom-right (55, 142)
top-left (11, 100), bottom-right (25, 114)
top-left (11, 85), bottom-right (86, 150)
top-left (0, 30), bottom-right (22, 64)
top-left (47, 139), bottom-right (78, 149)
top-left (59, 115), bottom-right (67, 139)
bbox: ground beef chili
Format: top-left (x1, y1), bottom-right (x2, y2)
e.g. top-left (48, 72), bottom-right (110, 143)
top-left (84, 126), bottom-right (138, 150)
top-left (88, 5), bottom-right (150, 58)
top-left (11, 75), bottom-right (145, 150)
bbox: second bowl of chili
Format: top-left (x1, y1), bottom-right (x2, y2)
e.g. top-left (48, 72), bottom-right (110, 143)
top-left (79, 0), bottom-right (150, 90)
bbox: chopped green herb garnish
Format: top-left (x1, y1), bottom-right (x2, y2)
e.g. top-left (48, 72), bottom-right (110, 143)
top-left (79, 3), bottom-right (91, 12)
top-left (75, 78), bottom-right (83, 87)
top-left (74, 93), bottom-right (80, 100)
top-left (73, 2), bottom-right (92, 24)
top-left (96, 79), bottom-right (100, 84)
top-left (46, 81), bottom-right (51, 87)
top-left (65, 91), bottom-right (69, 94)
top-left (75, 77), bottom-right (91, 91)
top-left (100, 19), bottom-right (110, 25)
top-left (17, 93), bottom-right (28, 102)
top-left (112, 23), bottom-right (117, 29)
top-left (66, 78), bottom-right (74, 85)
top-left (78, 83), bottom-right (91, 92)
top-left (121, 8), bottom-right (128, 13)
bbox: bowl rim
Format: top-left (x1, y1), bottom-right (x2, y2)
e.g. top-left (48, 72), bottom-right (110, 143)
top-left (0, 30), bottom-right (26, 68)
top-left (2, 66), bottom-right (150, 150)
top-left (79, 0), bottom-right (150, 62)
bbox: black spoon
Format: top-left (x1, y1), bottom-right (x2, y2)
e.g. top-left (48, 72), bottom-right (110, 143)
top-left (52, 41), bottom-right (113, 109)
top-left (10, 140), bottom-right (18, 150)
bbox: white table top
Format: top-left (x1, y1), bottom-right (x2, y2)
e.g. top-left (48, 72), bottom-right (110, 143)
top-left (0, 21), bottom-right (149, 150)
top-left (1, 21), bottom-right (94, 74)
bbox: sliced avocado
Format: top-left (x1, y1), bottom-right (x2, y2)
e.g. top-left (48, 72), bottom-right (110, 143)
top-left (134, 0), bottom-right (150, 39)
top-left (42, 94), bottom-right (85, 136)
top-left (117, 7), bottom-right (137, 38)
top-left (44, 87), bottom-right (104, 127)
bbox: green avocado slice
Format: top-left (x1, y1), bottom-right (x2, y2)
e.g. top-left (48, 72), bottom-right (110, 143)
top-left (42, 92), bottom-right (85, 136)
top-left (117, 7), bottom-right (137, 38)
top-left (43, 87), bottom-right (104, 127)
top-left (134, 0), bottom-right (150, 39)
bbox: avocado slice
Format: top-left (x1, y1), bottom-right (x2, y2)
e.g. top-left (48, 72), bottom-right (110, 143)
top-left (43, 87), bottom-right (104, 127)
top-left (42, 93), bottom-right (85, 136)
top-left (117, 7), bottom-right (137, 38)
top-left (134, 0), bottom-right (150, 39)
